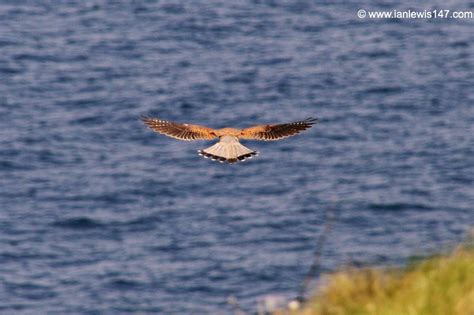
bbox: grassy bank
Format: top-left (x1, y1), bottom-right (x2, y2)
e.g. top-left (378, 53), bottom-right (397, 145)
top-left (279, 241), bottom-right (474, 315)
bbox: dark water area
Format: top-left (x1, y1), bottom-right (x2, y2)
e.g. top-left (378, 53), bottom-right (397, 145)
top-left (1, 1), bottom-right (473, 314)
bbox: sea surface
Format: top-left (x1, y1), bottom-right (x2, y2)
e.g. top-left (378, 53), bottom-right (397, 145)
top-left (1, 1), bottom-right (473, 314)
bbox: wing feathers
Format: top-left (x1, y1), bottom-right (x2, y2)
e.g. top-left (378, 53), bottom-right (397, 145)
top-left (240, 117), bottom-right (318, 141)
top-left (141, 116), bottom-right (217, 141)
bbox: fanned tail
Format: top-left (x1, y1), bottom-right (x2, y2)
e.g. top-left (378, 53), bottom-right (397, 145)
top-left (198, 136), bottom-right (258, 164)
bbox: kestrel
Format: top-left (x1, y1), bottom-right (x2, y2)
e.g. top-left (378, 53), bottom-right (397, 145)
top-left (141, 116), bottom-right (318, 164)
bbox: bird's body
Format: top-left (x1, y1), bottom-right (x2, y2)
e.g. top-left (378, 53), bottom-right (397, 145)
top-left (141, 116), bottom-right (317, 164)
top-left (215, 128), bottom-right (242, 137)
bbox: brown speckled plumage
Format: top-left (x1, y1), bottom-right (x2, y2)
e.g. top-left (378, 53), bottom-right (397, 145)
top-left (141, 116), bottom-right (317, 164)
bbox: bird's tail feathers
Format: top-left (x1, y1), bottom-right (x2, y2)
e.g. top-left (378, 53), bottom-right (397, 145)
top-left (198, 140), bottom-right (257, 164)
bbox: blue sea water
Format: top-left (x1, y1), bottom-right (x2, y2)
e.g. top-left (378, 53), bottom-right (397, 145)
top-left (0, 1), bottom-right (473, 314)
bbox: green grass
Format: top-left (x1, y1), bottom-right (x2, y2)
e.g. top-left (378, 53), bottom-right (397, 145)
top-left (279, 240), bottom-right (474, 315)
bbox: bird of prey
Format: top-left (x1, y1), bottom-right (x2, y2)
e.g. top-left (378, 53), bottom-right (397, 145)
top-left (141, 116), bottom-right (318, 164)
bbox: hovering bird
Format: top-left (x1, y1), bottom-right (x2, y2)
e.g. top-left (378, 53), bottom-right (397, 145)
top-left (141, 116), bottom-right (318, 164)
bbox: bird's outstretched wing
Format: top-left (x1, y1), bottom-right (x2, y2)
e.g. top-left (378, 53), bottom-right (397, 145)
top-left (141, 116), bottom-right (218, 141)
top-left (240, 117), bottom-right (318, 141)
